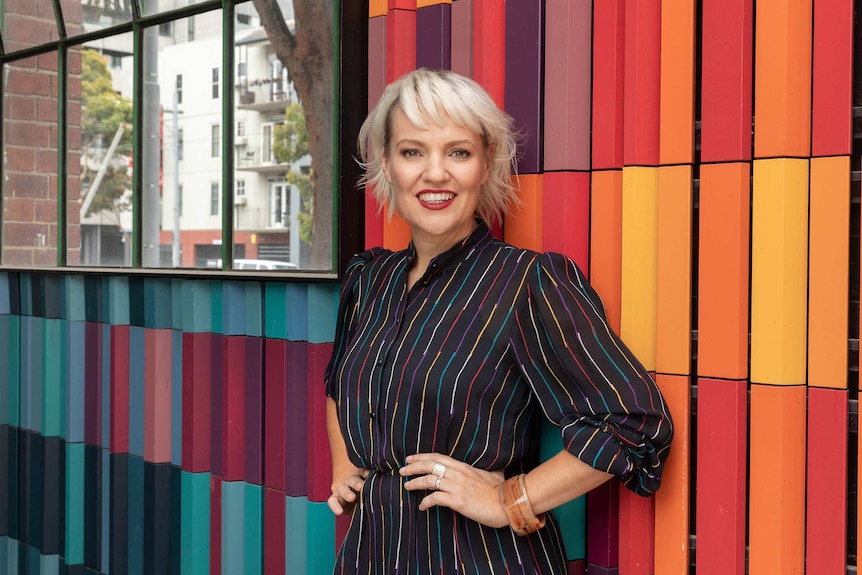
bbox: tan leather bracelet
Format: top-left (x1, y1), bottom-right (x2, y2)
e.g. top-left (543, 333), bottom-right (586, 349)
top-left (498, 473), bottom-right (546, 535)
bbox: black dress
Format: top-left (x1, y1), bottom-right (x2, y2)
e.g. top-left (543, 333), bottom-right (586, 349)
top-left (325, 223), bottom-right (673, 574)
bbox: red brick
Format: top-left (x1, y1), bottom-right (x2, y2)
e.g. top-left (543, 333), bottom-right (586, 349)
top-left (38, 52), bottom-right (59, 72)
top-left (68, 50), bottom-right (83, 74)
top-left (1, 248), bottom-right (34, 266)
top-left (4, 147), bottom-right (36, 171)
top-left (7, 64), bottom-right (53, 97)
top-left (7, 20), bottom-right (55, 46)
top-left (33, 249), bottom-right (57, 267)
top-left (3, 221), bottom-right (50, 247)
top-left (5, 95), bottom-right (36, 120)
top-left (5, 173), bottom-right (51, 199)
top-left (5, 121), bottom-right (50, 148)
top-left (34, 199), bottom-right (58, 222)
top-left (67, 202), bottom-right (81, 224)
top-left (37, 98), bottom-right (58, 122)
top-left (5, 0), bottom-right (38, 17)
top-left (35, 149), bottom-right (57, 173)
top-left (3, 198), bottom-right (36, 222)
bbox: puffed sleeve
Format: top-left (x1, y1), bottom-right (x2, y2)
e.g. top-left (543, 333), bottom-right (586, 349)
top-left (324, 248), bottom-right (384, 398)
top-left (508, 252), bottom-right (673, 496)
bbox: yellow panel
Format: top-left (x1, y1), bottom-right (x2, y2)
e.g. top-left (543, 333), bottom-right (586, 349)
top-left (621, 166), bottom-right (658, 371)
top-left (750, 158), bottom-right (809, 385)
top-left (808, 156), bottom-right (849, 389)
top-left (369, 0), bottom-right (388, 17)
top-left (656, 165), bottom-right (692, 375)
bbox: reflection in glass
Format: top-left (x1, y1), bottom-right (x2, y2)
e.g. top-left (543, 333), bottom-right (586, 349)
top-left (1, 1), bottom-right (61, 50)
top-left (2, 55), bottom-right (61, 266)
top-left (140, 0), bottom-right (211, 17)
top-left (142, 15), bottom-right (224, 268)
top-left (63, 0), bottom-right (133, 36)
top-left (232, 0), bottom-right (334, 271)
top-left (70, 34), bottom-right (134, 267)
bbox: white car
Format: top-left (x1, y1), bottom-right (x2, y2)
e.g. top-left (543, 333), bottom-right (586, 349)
top-left (233, 259), bottom-right (298, 271)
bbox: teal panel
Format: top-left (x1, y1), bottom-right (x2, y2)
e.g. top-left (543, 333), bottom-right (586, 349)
top-left (64, 276), bottom-right (86, 322)
top-left (306, 501), bottom-right (336, 575)
top-left (65, 442), bottom-right (85, 564)
top-left (263, 283), bottom-right (288, 340)
top-left (244, 283), bottom-right (263, 337)
top-left (0, 537), bottom-right (6, 573)
top-left (284, 284), bottom-right (308, 342)
top-left (0, 272), bottom-right (10, 314)
top-left (0, 316), bottom-right (20, 426)
top-left (41, 553), bottom-right (60, 575)
top-left (181, 471), bottom-right (211, 575)
top-left (108, 276), bottom-right (131, 326)
top-left (222, 481), bottom-right (245, 575)
top-left (284, 496), bottom-right (308, 569)
top-left (65, 321), bottom-right (85, 444)
top-left (307, 284), bottom-right (338, 343)
top-left (222, 282), bottom-right (245, 336)
top-left (243, 483), bottom-right (262, 575)
top-left (4, 538), bottom-right (18, 575)
top-left (539, 419), bottom-right (586, 558)
top-left (148, 278), bottom-right (173, 329)
top-left (21, 317), bottom-right (43, 433)
top-left (19, 273), bottom-right (33, 316)
top-left (42, 319), bottom-right (65, 438)
top-left (128, 456), bottom-right (144, 575)
top-left (211, 281), bottom-right (224, 335)
top-left (171, 279), bottom-right (184, 330)
top-left (101, 449), bottom-right (111, 570)
top-left (182, 281), bottom-right (213, 333)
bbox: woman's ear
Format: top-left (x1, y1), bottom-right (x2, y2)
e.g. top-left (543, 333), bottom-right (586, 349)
top-left (381, 154), bottom-right (392, 183)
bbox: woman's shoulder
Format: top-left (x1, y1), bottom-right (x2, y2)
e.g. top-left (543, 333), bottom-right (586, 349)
top-left (346, 247), bottom-right (390, 270)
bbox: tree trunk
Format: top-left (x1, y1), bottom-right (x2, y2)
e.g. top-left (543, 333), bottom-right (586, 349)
top-left (252, 0), bottom-right (334, 270)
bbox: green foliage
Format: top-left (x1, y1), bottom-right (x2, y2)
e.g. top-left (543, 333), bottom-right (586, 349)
top-left (273, 102), bottom-right (314, 243)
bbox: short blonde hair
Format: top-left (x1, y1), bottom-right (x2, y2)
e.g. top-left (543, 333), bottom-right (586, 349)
top-left (357, 68), bottom-right (519, 225)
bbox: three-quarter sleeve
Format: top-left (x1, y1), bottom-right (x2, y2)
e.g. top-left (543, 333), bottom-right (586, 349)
top-left (508, 252), bottom-right (673, 496)
top-left (324, 249), bottom-right (383, 397)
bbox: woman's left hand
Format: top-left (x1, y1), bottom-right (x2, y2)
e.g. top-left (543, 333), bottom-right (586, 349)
top-left (399, 453), bottom-right (508, 528)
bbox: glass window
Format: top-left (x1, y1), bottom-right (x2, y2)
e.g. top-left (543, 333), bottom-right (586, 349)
top-left (188, 17), bottom-right (195, 41)
top-left (177, 128), bottom-right (184, 161)
top-left (210, 182), bottom-right (220, 216)
top-left (176, 74), bottom-right (183, 104)
top-left (65, 0), bottom-right (133, 34)
top-left (212, 68), bottom-right (219, 99)
top-left (211, 124), bottom-right (220, 157)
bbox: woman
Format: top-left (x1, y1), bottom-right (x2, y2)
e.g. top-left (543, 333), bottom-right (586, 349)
top-left (324, 68), bottom-right (673, 573)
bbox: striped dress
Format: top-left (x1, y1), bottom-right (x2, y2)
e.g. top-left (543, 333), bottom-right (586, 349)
top-left (324, 222), bottom-right (673, 574)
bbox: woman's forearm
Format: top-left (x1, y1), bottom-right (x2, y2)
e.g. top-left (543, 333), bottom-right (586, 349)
top-left (327, 397), bottom-right (364, 489)
top-left (522, 450), bottom-right (614, 515)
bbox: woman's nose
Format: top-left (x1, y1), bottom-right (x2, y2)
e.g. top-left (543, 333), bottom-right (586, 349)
top-left (422, 155), bottom-right (449, 182)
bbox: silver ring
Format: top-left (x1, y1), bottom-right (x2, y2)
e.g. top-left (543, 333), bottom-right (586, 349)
top-left (431, 463), bottom-right (447, 478)
top-left (434, 476), bottom-right (442, 490)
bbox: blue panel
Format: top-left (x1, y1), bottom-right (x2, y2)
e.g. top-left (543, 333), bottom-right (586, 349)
top-left (171, 279), bottom-right (184, 331)
top-left (171, 331), bottom-right (183, 467)
top-left (66, 321), bottom-right (86, 443)
top-left (243, 484), bottom-right (262, 575)
top-left (222, 281), bottom-right (246, 336)
top-left (284, 496), bottom-right (308, 569)
top-left (222, 481), bottom-right (245, 575)
top-left (0, 272), bottom-right (10, 314)
top-left (0, 316), bottom-right (20, 426)
top-left (150, 278), bottom-right (173, 330)
top-left (182, 281), bottom-right (212, 334)
top-left (263, 283), bottom-right (288, 340)
top-left (42, 319), bottom-right (64, 438)
top-left (102, 449), bottom-right (111, 573)
top-left (64, 276), bottom-right (86, 322)
top-left (307, 284), bottom-right (338, 343)
top-left (41, 554), bottom-right (60, 575)
top-left (108, 276), bottom-right (130, 326)
top-left (19, 273), bottom-right (33, 316)
top-left (284, 283), bottom-right (308, 342)
top-left (128, 456), bottom-right (144, 575)
top-left (128, 327), bottom-right (145, 458)
top-left (66, 442), bottom-right (85, 564)
top-left (102, 324), bottom-right (112, 449)
top-left (244, 283), bottom-right (263, 338)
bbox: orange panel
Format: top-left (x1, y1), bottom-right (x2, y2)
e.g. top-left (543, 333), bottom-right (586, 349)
top-left (697, 163), bottom-right (750, 379)
top-left (659, 0), bottom-right (696, 164)
top-left (503, 174), bottom-right (543, 252)
top-left (654, 374), bottom-right (690, 575)
top-left (808, 156), bottom-right (849, 389)
top-left (589, 170), bottom-right (623, 333)
top-left (656, 165), bottom-right (692, 375)
top-left (749, 384), bottom-right (806, 575)
top-left (369, 0), bottom-right (388, 17)
top-left (382, 209), bottom-right (413, 251)
top-left (753, 0), bottom-right (812, 158)
top-left (418, 0), bottom-right (451, 6)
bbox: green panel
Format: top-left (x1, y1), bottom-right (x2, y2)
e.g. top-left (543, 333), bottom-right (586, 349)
top-left (181, 471), bottom-right (211, 575)
top-left (284, 496), bottom-right (308, 568)
top-left (222, 481), bottom-right (244, 575)
top-left (146, 278), bottom-right (173, 329)
top-left (263, 283), bottom-right (288, 340)
top-left (108, 276), bottom-right (131, 326)
top-left (538, 419), bottom-right (586, 559)
top-left (181, 281), bottom-right (213, 334)
top-left (42, 319), bottom-right (65, 438)
top-left (306, 501), bottom-right (336, 575)
top-left (210, 281), bottom-right (224, 335)
top-left (307, 284), bottom-right (339, 343)
top-left (65, 442), bottom-right (85, 564)
top-left (0, 316), bottom-right (20, 426)
top-left (171, 279), bottom-right (184, 330)
top-left (243, 484), bottom-right (262, 575)
top-left (41, 554), bottom-right (60, 575)
top-left (244, 283), bottom-right (263, 338)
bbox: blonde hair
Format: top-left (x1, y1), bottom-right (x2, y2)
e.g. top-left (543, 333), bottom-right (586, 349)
top-left (357, 68), bottom-right (519, 225)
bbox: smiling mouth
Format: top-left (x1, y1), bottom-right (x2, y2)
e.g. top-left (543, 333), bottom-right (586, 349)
top-left (417, 191), bottom-right (455, 204)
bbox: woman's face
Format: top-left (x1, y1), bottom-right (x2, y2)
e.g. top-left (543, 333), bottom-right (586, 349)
top-left (382, 108), bottom-right (489, 247)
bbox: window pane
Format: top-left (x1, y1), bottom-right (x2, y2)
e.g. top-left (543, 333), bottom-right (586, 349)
top-left (144, 15), bottom-right (224, 269)
top-left (62, 0), bottom-right (134, 36)
top-left (2, 1), bottom-right (61, 49)
top-left (140, 0), bottom-right (212, 17)
top-left (2, 55), bottom-right (61, 266)
top-left (70, 35), bottom-right (135, 267)
top-left (233, 0), bottom-right (334, 271)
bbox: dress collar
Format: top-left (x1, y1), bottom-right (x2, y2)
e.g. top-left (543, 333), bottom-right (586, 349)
top-left (404, 220), bottom-right (494, 279)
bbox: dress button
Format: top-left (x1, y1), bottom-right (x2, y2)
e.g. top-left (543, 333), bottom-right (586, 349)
top-left (370, 411), bottom-right (376, 419)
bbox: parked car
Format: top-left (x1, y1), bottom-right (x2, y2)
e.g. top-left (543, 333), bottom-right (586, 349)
top-left (233, 259), bottom-right (298, 271)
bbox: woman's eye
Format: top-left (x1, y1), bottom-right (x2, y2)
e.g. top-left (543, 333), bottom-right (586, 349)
top-left (401, 149), bottom-right (420, 158)
top-left (451, 149), bottom-right (471, 158)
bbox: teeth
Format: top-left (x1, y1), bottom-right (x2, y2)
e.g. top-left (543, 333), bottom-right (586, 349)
top-left (418, 192), bottom-right (455, 203)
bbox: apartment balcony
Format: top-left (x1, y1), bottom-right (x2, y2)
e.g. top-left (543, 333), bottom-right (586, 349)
top-left (236, 84), bottom-right (292, 113)
top-left (236, 146), bottom-right (290, 174)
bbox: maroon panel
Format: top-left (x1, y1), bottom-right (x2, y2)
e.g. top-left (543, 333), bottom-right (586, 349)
top-left (591, 0), bottom-right (625, 169)
top-left (416, 3), bottom-right (452, 70)
top-left (368, 15), bottom-right (387, 110)
top-left (264, 339), bottom-right (287, 491)
top-left (110, 325), bottom-right (130, 454)
top-left (245, 337), bottom-right (264, 485)
top-left (451, 0), bottom-right (474, 78)
top-left (586, 479), bottom-right (620, 569)
top-left (542, 171), bottom-right (590, 271)
top-left (306, 343), bottom-right (334, 503)
top-left (182, 332), bottom-right (212, 473)
top-left (264, 487), bottom-right (286, 574)
top-left (285, 341), bottom-right (309, 497)
top-left (210, 334), bottom-right (224, 478)
top-left (222, 336), bottom-right (246, 482)
top-left (504, 0), bottom-right (543, 174)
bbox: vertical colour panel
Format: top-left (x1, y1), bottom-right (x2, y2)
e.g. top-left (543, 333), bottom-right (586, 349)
top-left (659, 0), bottom-right (696, 164)
top-left (623, 0), bottom-right (661, 167)
top-left (591, 0), bottom-right (625, 170)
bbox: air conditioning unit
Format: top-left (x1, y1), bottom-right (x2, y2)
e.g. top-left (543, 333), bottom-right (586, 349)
top-left (234, 195), bottom-right (247, 206)
top-left (235, 136), bottom-right (248, 146)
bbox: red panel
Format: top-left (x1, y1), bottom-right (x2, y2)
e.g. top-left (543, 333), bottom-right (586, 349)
top-left (451, 0), bottom-right (474, 78)
top-left (473, 0), bottom-right (505, 107)
top-left (591, 0), bottom-right (625, 169)
top-left (145, 328), bottom-right (156, 461)
top-left (264, 339), bottom-right (287, 491)
top-left (386, 9), bottom-right (417, 82)
top-left (806, 387), bottom-right (848, 573)
top-left (389, 0), bottom-right (417, 9)
top-left (222, 336), bottom-right (247, 482)
top-left (145, 329), bottom-right (173, 463)
top-left (182, 332), bottom-right (212, 473)
top-left (700, 0), bottom-right (753, 162)
top-left (210, 475), bottom-right (222, 575)
top-left (110, 325), bottom-right (130, 454)
top-left (618, 486), bottom-right (654, 575)
top-left (696, 378), bottom-right (747, 575)
top-left (542, 172), bottom-right (590, 271)
top-left (623, 0), bottom-right (661, 167)
top-left (812, 0), bottom-right (852, 156)
top-left (307, 343), bottom-right (334, 502)
top-left (264, 488), bottom-right (286, 575)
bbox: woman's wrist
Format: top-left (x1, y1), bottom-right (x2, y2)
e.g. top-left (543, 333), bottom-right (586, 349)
top-left (498, 473), bottom-right (546, 535)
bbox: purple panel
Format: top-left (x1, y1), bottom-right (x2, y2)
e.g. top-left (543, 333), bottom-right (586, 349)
top-left (245, 337), bottom-right (264, 485)
top-left (543, 0), bottom-right (592, 171)
top-left (369, 15), bottom-right (387, 111)
top-left (416, 4), bottom-right (452, 70)
top-left (210, 334), bottom-right (224, 477)
top-left (451, 0), bottom-right (474, 77)
top-left (586, 479), bottom-right (619, 568)
top-left (504, 0), bottom-right (543, 174)
top-left (285, 341), bottom-right (308, 497)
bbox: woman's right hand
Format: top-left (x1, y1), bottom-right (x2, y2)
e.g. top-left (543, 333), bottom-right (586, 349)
top-left (327, 469), bottom-right (370, 515)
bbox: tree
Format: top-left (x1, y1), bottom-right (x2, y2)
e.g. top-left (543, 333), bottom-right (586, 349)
top-left (80, 48), bottom-right (133, 217)
top-left (252, 0), bottom-right (333, 270)
top-left (273, 102), bottom-right (314, 243)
